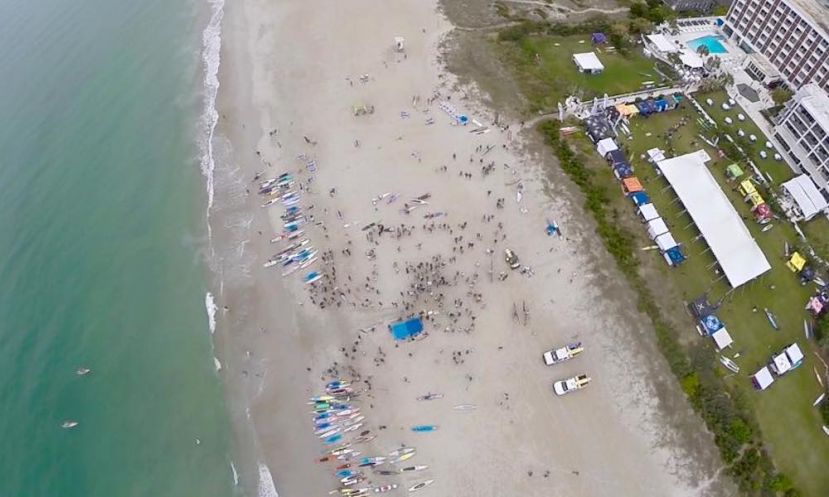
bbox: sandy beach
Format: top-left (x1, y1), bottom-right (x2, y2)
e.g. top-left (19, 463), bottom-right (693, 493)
top-left (210, 1), bottom-right (734, 496)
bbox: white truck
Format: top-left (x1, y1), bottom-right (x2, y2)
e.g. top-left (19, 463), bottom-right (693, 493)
top-left (553, 374), bottom-right (591, 396)
top-left (542, 342), bottom-right (584, 366)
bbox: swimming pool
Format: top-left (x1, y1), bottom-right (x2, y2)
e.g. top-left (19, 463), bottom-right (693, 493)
top-left (687, 35), bottom-right (728, 54)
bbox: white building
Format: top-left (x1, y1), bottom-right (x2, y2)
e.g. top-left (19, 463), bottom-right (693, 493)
top-left (774, 84), bottom-right (829, 195)
top-left (723, 0), bottom-right (829, 92)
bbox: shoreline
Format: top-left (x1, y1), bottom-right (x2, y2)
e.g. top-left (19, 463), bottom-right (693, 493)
top-left (208, 1), bottom-right (732, 496)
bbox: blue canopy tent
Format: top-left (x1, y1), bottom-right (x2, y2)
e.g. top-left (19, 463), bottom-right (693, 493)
top-left (636, 99), bottom-right (657, 116)
top-left (389, 317), bottom-right (424, 340)
top-left (592, 32), bottom-right (607, 44)
top-left (606, 149), bottom-right (628, 166)
top-left (613, 162), bottom-right (634, 179)
top-left (629, 191), bottom-right (650, 205)
top-left (665, 246), bottom-right (686, 266)
top-left (654, 97), bottom-right (669, 112)
top-left (700, 314), bottom-right (724, 335)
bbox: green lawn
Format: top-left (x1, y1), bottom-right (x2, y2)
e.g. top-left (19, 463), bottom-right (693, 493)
top-left (497, 34), bottom-right (674, 112)
top-left (610, 106), bottom-right (829, 496)
top-left (696, 90), bottom-right (796, 185)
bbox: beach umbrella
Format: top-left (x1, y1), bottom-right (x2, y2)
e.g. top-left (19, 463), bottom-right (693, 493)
top-left (724, 117), bottom-right (733, 124)
top-left (737, 129), bottom-right (745, 136)
top-left (774, 153), bottom-right (782, 161)
top-left (737, 113), bottom-right (745, 121)
top-left (749, 134), bottom-right (757, 142)
top-left (765, 141), bottom-right (773, 149)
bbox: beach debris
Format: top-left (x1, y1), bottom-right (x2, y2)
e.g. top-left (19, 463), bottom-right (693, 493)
top-left (408, 480), bottom-right (435, 492)
top-left (411, 425), bottom-right (438, 432)
top-left (416, 392), bottom-right (443, 401)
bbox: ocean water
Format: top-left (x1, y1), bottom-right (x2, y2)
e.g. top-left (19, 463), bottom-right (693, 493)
top-left (0, 0), bottom-right (238, 495)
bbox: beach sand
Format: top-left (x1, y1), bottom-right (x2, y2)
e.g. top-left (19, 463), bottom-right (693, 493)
top-left (211, 1), bottom-right (734, 496)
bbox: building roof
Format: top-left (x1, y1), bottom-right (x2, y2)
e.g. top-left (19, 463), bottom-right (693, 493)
top-left (680, 49), bottom-right (704, 69)
top-left (657, 151), bottom-right (771, 287)
top-left (788, 0), bottom-right (829, 34)
top-left (796, 83), bottom-right (829, 137)
top-left (573, 52), bottom-right (604, 71)
top-left (782, 174), bottom-right (828, 220)
top-left (646, 34), bottom-right (680, 53)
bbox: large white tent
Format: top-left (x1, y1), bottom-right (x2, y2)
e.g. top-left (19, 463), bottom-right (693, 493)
top-left (596, 138), bottom-right (618, 157)
top-left (646, 218), bottom-right (669, 240)
top-left (657, 151), bottom-right (771, 287)
top-left (781, 175), bottom-right (828, 220)
top-left (646, 34), bottom-right (680, 53)
top-left (573, 52), bottom-right (604, 74)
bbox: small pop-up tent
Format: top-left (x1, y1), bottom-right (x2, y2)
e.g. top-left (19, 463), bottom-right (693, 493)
top-left (725, 163), bottom-right (743, 180)
top-left (389, 317), bottom-right (424, 341)
top-left (638, 203), bottom-right (660, 222)
top-left (711, 328), bottom-right (733, 349)
top-left (752, 366), bottom-right (774, 390)
top-left (596, 138), bottom-right (618, 158)
top-left (646, 217), bottom-right (669, 239)
top-left (786, 252), bottom-right (807, 273)
top-left (622, 177), bottom-right (643, 194)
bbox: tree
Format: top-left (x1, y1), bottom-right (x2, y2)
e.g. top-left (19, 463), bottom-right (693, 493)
top-left (696, 44), bottom-right (710, 57)
top-left (772, 87), bottom-right (794, 106)
top-left (629, 2), bottom-right (648, 19)
top-left (704, 56), bottom-right (721, 72)
top-left (629, 17), bottom-right (653, 35)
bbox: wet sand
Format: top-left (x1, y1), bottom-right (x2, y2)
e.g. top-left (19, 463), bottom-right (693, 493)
top-left (211, 0), bottom-right (733, 496)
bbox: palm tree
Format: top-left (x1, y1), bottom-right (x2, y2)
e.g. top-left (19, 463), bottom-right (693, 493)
top-left (696, 45), bottom-right (710, 57)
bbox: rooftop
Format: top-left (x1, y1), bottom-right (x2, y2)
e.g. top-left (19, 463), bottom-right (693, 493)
top-left (787, 0), bottom-right (829, 34)
top-left (656, 150), bottom-right (772, 287)
top-left (796, 83), bottom-right (829, 133)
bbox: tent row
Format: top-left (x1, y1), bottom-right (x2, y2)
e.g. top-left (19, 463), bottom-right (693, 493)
top-left (593, 137), bottom-right (686, 266)
top-left (614, 93), bottom-right (683, 118)
top-left (751, 343), bottom-right (805, 391)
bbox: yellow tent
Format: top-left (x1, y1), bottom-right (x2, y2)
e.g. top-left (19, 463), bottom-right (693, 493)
top-left (786, 252), bottom-right (807, 273)
top-left (738, 180), bottom-right (757, 197)
top-left (747, 192), bottom-right (765, 209)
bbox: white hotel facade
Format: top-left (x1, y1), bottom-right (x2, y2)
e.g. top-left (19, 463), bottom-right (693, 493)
top-left (721, 0), bottom-right (829, 196)
top-left (722, 0), bottom-right (829, 92)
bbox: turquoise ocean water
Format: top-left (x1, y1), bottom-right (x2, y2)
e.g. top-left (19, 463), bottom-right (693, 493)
top-left (0, 0), bottom-right (238, 495)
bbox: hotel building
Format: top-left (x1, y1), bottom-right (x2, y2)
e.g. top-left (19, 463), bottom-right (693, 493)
top-left (722, 0), bottom-right (829, 92)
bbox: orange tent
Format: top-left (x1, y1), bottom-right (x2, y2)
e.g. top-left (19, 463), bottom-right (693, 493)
top-left (622, 177), bottom-right (643, 194)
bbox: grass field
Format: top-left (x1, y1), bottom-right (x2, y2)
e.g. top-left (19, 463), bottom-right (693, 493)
top-left (496, 34), bottom-right (673, 112)
top-left (603, 105), bottom-right (829, 496)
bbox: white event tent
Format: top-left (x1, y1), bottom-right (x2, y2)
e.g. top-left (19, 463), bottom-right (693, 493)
top-left (657, 151), bottom-right (771, 287)
top-left (781, 175), bottom-right (828, 220)
top-left (573, 52), bottom-right (604, 74)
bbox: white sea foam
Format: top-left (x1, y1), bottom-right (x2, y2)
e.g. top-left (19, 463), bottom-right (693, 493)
top-left (257, 463), bottom-right (279, 497)
top-left (213, 356), bottom-right (222, 372)
top-left (198, 0), bottom-right (225, 231)
top-left (230, 461), bottom-right (239, 486)
top-left (205, 291), bottom-right (217, 334)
